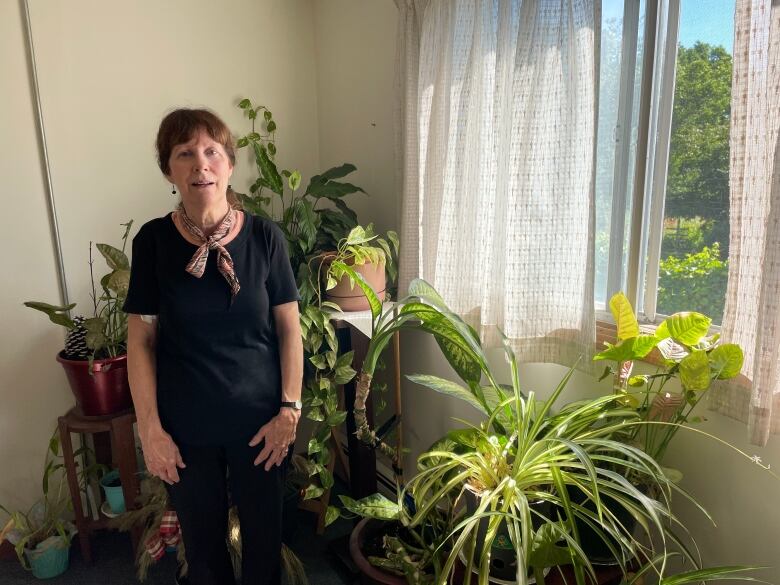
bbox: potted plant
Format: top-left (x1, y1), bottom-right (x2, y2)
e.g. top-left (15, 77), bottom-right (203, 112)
top-left (593, 291), bottom-right (745, 465)
top-left (316, 224), bottom-right (398, 312)
top-left (25, 221), bottom-right (135, 416)
top-left (0, 431), bottom-right (94, 579)
top-left (99, 469), bottom-right (126, 515)
top-left (333, 279), bottom-right (764, 585)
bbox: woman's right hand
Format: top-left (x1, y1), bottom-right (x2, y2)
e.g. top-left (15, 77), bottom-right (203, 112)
top-left (139, 425), bottom-right (186, 484)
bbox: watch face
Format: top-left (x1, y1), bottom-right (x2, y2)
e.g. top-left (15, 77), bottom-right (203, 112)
top-left (282, 400), bottom-right (302, 409)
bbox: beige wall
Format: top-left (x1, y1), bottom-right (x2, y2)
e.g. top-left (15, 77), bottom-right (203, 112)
top-left (312, 0), bottom-right (399, 236)
top-left (0, 0), bottom-right (75, 514)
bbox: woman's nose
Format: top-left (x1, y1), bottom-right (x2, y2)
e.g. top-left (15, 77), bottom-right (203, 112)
top-left (193, 153), bottom-right (209, 171)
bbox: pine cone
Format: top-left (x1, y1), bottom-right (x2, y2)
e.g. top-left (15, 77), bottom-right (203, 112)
top-left (63, 315), bottom-right (90, 360)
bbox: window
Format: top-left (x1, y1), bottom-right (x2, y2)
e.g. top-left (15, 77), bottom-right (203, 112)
top-left (595, 0), bottom-right (734, 326)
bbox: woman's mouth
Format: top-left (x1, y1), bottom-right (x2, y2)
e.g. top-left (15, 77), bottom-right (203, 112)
top-left (191, 181), bottom-right (215, 188)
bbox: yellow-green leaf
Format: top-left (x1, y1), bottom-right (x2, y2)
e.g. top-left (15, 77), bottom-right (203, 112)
top-left (709, 343), bottom-right (744, 379)
top-left (656, 312), bottom-right (711, 346)
top-left (680, 350), bottom-right (711, 392)
top-left (325, 506), bottom-right (340, 527)
top-left (609, 292), bottom-right (639, 340)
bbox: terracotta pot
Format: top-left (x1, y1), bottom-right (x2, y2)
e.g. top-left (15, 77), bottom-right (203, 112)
top-left (56, 351), bottom-right (133, 416)
top-left (349, 518), bottom-right (407, 585)
top-left (325, 260), bottom-right (386, 312)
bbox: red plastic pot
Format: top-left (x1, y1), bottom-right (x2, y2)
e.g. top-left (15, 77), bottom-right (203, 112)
top-left (56, 351), bottom-right (133, 416)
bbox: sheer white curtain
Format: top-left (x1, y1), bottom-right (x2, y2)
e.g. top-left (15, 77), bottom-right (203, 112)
top-left (710, 0), bottom-right (780, 446)
top-left (396, 0), bottom-right (599, 364)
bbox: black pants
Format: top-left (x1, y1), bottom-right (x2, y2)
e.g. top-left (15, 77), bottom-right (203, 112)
top-left (166, 440), bottom-right (284, 585)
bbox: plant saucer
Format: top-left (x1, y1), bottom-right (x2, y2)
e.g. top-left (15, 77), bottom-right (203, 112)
top-left (100, 501), bottom-right (120, 519)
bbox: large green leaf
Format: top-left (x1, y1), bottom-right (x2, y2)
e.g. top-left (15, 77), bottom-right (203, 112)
top-left (408, 278), bottom-right (448, 308)
top-left (708, 343), bottom-right (744, 379)
top-left (23, 302), bottom-right (76, 329)
top-left (656, 312), bottom-right (712, 346)
top-left (680, 349), bottom-right (711, 392)
top-left (86, 330), bottom-right (107, 351)
top-left (306, 179), bottom-right (365, 199)
top-left (609, 292), bottom-right (639, 340)
top-left (407, 374), bottom-right (487, 415)
top-left (237, 193), bottom-right (271, 218)
top-left (304, 163), bottom-right (358, 196)
top-left (410, 308), bottom-right (483, 383)
top-left (331, 262), bottom-right (382, 323)
top-left (593, 335), bottom-right (659, 362)
top-left (398, 301), bottom-right (485, 385)
top-left (338, 494), bottom-right (399, 520)
top-left (96, 244), bottom-right (129, 270)
top-left (332, 198), bottom-right (358, 223)
top-left (293, 199), bottom-right (320, 251)
top-left (253, 142), bottom-right (283, 194)
top-left (106, 270), bottom-right (130, 295)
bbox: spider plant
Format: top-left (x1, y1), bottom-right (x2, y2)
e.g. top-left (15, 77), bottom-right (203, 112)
top-left (401, 351), bottom-right (717, 585)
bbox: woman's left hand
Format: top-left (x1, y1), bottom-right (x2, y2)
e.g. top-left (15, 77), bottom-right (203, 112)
top-left (249, 408), bottom-right (300, 470)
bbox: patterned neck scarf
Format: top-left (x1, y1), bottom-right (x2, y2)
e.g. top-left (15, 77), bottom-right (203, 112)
top-left (176, 203), bottom-right (241, 301)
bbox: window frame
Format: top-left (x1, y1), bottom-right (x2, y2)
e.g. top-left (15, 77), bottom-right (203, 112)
top-left (600, 0), bottom-right (700, 329)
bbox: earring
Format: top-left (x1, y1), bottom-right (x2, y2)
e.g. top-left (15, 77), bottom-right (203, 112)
top-left (171, 185), bottom-right (176, 195)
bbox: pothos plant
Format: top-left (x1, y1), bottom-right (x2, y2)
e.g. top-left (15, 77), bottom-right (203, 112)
top-left (24, 221), bottom-right (134, 362)
top-left (234, 98), bottom-right (398, 512)
top-left (314, 223), bottom-right (399, 300)
top-left (593, 292), bottom-right (744, 467)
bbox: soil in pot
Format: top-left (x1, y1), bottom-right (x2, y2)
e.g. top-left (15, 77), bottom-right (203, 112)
top-left (350, 518), bottom-right (409, 585)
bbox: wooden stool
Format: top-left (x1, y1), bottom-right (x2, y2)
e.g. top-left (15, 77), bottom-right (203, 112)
top-left (58, 406), bottom-right (141, 563)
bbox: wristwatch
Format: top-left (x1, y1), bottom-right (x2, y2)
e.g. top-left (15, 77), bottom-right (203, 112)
top-left (280, 400), bottom-right (303, 410)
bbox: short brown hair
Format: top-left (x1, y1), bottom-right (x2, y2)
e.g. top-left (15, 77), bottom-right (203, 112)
top-left (156, 108), bottom-right (236, 175)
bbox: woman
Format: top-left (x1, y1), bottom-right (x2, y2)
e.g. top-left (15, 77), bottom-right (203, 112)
top-left (123, 108), bottom-right (303, 585)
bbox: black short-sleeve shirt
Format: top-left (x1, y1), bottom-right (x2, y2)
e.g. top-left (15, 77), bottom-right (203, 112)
top-left (123, 212), bottom-right (300, 445)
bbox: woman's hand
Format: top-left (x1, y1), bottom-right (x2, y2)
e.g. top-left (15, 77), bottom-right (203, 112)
top-left (139, 424), bottom-right (186, 484)
top-left (249, 409), bottom-right (300, 471)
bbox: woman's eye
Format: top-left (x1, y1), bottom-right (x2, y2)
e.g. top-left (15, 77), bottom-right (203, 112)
top-left (177, 151), bottom-right (191, 157)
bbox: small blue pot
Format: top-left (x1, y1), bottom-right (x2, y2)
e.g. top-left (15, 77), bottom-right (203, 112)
top-left (25, 538), bottom-right (70, 579)
top-left (100, 470), bottom-right (126, 514)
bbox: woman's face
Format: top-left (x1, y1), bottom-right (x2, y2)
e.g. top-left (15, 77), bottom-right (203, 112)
top-left (166, 129), bottom-right (233, 208)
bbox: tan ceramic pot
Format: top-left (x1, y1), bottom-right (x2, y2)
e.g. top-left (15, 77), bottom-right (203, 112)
top-left (324, 260), bottom-right (386, 312)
